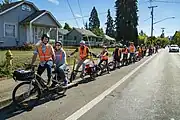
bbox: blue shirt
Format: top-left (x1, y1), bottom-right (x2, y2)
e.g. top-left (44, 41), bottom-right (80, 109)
top-left (55, 48), bottom-right (66, 66)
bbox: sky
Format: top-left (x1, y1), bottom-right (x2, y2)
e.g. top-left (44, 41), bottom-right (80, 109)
top-left (3, 0), bottom-right (180, 37)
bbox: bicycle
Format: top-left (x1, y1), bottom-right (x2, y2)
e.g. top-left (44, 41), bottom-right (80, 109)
top-left (12, 64), bottom-right (68, 108)
top-left (69, 55), bottom-right (100, 82)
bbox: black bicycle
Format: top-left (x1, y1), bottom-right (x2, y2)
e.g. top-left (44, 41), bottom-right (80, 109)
top-left (12, 64), bottom-right (68, 108)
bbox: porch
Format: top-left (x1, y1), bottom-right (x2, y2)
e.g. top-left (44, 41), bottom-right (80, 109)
top-left (20, 10), bottom-right (61, 44)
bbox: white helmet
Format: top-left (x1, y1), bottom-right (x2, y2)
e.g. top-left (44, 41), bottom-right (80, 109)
top-left (80, 40), bottom-right (85, 45)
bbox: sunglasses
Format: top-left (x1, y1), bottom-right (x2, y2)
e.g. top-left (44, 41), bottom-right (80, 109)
top-left (56, 44), bottom-right (61, 46)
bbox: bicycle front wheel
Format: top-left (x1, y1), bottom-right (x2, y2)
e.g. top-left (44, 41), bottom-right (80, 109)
top-left (12, 81), bottom-right (41, 108)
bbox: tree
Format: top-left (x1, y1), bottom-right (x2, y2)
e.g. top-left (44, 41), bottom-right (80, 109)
top-left (84, 22), bottom-right (89, 30)
top-left (105, 9), bottom-right (115, 38)
top-left (2, 0), bottom-right (12, 4)
top-left (172, 31), bottom-right (180, 46)
top-left (115, 0), bottom-right (139, 46)
top-left (89, 6), bottom-right (100, 31)
top-left (92, 27), bottom-right (104, 36)
top-left (63, 23), bottom-right (72, 31)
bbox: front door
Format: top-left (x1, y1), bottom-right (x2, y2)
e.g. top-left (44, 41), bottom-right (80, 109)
top-left (33, 27), bottom-right (47, 43)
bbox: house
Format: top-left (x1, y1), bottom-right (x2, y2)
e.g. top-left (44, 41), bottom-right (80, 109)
top-left (103, 35), bottom-right (116, 46)
top-left (0, 1), bottom-right (61, 47)
top-left (66, 28), bottom-right (98, 46)
top-left (50, 28), bottom-right (69, 41)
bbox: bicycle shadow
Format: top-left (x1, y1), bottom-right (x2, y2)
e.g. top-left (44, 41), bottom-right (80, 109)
top-left (78, 77), bottom-right (96, 85)
top-left (0, 92), bottom-right (66, 120)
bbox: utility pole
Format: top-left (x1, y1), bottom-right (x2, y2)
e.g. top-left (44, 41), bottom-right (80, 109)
top-left (160, 27), bottom-right (165, 38)
top-left (161, 28), bottom-right (165, 34)
top-left (148, 5), bottom-right (157, 37)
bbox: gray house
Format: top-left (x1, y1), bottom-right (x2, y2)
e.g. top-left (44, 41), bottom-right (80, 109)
top-left (50, 28), bottom-right (69, 41)
top-left (0, 1), bottom-right (61, 47)
top-left (66, 28), bottom-right (98, 46)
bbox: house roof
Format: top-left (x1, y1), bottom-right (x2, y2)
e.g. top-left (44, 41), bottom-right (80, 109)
top-left (0, 1), bottom-right (39, 15)
top-left (20, 10), bottom-right (61, 27)
top-left (58, 29), bottom-right (69, 35)
top-left (104, 35), bottom-right (116, 41)
top-left (20, 10), bottom-right (45, 23)
top-left (74, 28), bottom-right (97, 37)
top-left (0, 1), bottom-right (22, 12)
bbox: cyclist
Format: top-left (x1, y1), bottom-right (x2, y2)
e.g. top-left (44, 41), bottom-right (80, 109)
top-left (129, 42), bottom-right (136, 63)
top-left (122, 45), bottom-right (129, 65)
top-left (113, 44), bottom-right (122, 68)
top-left (54, 41), bottom-right (68, 86)
top-left (68, 40), bottom-right (95, 78)
top-left (31, 34), bottom-right (55, 87)
top-left (98, 46), bottom-right (110, 73)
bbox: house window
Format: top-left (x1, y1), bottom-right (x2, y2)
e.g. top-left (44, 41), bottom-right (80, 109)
top-left (74, 36), bottom-right (77, 40)
top-left (37, 27), bottom-right (46, 39)
top-left (21, 4), bottom-right (31, 12)
top-left (59, 35), bottom-right (63, 40)
top-left (4, 24), bottom-right (16, 38)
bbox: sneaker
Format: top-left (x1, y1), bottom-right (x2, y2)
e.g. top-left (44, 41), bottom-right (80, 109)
top-left (47, 80), bottom-right (52, 87)
top-left (63, 79), bottom-right (68, 86)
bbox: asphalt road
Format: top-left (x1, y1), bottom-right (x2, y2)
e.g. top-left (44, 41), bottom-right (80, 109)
top-left (1, 48), bottom-right (180, 120)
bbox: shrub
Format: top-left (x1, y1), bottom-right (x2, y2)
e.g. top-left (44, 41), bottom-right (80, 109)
top-left (0, 61), bottom-right (12, 78)
top-left (21, 43), bottom-right (35, 51)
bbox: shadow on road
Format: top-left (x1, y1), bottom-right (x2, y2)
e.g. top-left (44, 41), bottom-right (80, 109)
top-left (0, 92), bottom-right (66, 120)
top-left (78, 77), bottom-right (96, 85)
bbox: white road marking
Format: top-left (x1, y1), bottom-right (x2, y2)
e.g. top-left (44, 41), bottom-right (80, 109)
top-left (65, 52), bottom-right (158, 120)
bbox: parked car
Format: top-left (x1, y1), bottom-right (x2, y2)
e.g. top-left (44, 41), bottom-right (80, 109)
top-left (169, 44), bottom-right (179, 52)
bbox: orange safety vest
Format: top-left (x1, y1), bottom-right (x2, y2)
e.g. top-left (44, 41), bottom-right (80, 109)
top-left (101, 51), bottom-right (108, 60)
top-left (79, 46), bottom-right (88, 60)
top-left (129, 45), bottom-right (135, 53)
top-left (38, 44), bottom-right (52, 62)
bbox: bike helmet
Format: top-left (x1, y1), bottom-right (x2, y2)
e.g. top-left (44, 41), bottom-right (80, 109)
top-left (80, 40), bottom-right (85, 45)
top-left (55, 41), bottom-right (63, 46)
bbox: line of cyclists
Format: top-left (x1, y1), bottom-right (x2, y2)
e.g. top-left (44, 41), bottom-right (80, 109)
top-left (30, 34), bottom-right (159, 88)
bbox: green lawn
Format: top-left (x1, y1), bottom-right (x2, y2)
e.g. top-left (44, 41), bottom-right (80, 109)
top-left (0, 47), bottom-right (114, 77)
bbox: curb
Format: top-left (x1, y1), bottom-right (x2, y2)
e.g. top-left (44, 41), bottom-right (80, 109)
top-left (0, 78), bottom-right (83, 109)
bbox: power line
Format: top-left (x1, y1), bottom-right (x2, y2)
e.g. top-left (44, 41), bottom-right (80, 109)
top-left (153, 0), bottom-right (180, 3)
top-left (58, 12), bottom-right (107, 22)
top-left (66, 0), bottom-right (79, 27)
top-left (58, 0), bottom-right (148, 22)
top-left (77, 0), bottom-right (86, 26)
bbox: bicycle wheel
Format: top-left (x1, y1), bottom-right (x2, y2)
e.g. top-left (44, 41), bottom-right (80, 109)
top-left (108, 61), bottom-right (115, 71)
top-left (12, 81), bottom-right (41, 108)
top-left (56, 83), bottom-right (67, 95)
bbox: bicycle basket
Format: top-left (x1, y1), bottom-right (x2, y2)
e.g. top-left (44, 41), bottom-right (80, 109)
top-left (13, 70), bottom-right (35, 81)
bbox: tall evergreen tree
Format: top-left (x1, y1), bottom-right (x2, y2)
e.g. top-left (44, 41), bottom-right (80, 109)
top-left (84, 22), bottom-right (89, 30)
top-left (63, 23), bottom-right (72, 31)
top-left (89, 6), bottom-right (100, 30)
top-left (2, 0), bottom-right (12, 5)
top-left (105, 9), bottom-right (115, 38)
top-left (115, 0), bottom-right (138, 46)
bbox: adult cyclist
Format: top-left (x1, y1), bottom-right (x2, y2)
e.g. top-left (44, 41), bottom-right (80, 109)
top-left (31, 34), bottom-right (55, 87)
top-left (68, 40), bottom-right (96, 78)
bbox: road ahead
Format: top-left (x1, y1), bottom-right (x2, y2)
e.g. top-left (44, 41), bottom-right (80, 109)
top-left (1, 48), bottom-right (180, 120)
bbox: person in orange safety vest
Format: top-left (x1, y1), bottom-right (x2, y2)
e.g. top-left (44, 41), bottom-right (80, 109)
top-left (98, 46), bottom-right (110, 73)
top-left (31, 34), bottom-right (55, 87)
top-left (68, 40), bottom-right (96, 78)
top-left (129, 42), bottom-right (136, 61)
